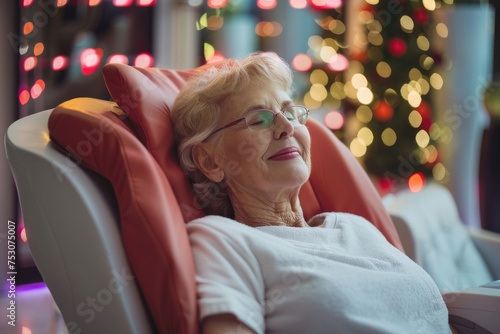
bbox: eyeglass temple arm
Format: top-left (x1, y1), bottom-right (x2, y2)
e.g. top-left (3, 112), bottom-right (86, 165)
top-left (210, 117), bottom-right (246, 136)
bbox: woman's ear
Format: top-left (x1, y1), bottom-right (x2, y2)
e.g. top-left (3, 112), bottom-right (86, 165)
top-left (192, 144), bottom-right (225, 183)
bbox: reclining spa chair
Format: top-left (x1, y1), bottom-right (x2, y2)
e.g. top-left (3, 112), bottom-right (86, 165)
top-left (6, 61), bottom-right (403, 333)
top-left (2, 61), bottom-right (433, 333)
top-left (386, 184), bottom-right (500, 293)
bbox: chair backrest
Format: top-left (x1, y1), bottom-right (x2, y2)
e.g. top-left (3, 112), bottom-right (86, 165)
top-left (7, 62), bottom-right (404, 333)
top-left (386, 183), bottom-right (493, 293)
top-left (5, 109), bottom-right (154, 334)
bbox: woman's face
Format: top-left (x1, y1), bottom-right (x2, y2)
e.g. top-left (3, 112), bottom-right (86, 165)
top-left (211, 81), bottom-right (311, 199)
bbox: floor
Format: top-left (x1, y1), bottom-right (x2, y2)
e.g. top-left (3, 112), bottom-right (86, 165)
top-left (0, 283), bottom-right (67, 334)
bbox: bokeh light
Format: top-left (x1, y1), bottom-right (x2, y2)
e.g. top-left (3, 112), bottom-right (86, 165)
top-left (408, 110), bottom-right (423, 128)
top-left (134, 53), bottom-right (154, 68)
top-left (430, 73), bottom-right (443, 90)
top-left (387, 37), bottom-right (407, 57)
top-left (81, 48), bottom-right (103, 74)
top-left (436, 23), bottom-right (448, 38)
top-left (292, 54), bottom-right (312, 71)
top-left (415, 129), bottom-right (430, 148)
top-left (350, 138), bottom-right (367, 157)
top-left (328, 54), bottom-right (349, 71)
top-left (207, 15), bottom-right (224, 31)
top-left (357, 87), bottom-right (374, 105)
top-left (310, 0), bottom-right (343, 9)
top-left (423, 0), bottom-right (436, 11)
top-left (113, 0), bottom-right (133, 6)
top-left (376, 61), bottom-right (391, 78)
top-left (416, 35), bottom-right (430, 51)
top-left (19, 89), bottom-right (30, 105)
top-left (400, 15), bottom-right (414, 33)
top-left (373, 100), bottom-right (393, 121)
top-left (381, 128), bottom-right (397, 146)
top-left (255, 21), bottom-right (282, 37)
top-left (136, 0), bottom-right (156, 6)
top-left (289, 0), bottom-right (307, 9)
top-left (34, 43), bottom-right (44, 56)
top-left (310, 69), bottom-right (328, 85)
top-left (208, 0), bottom-right (226, 8)
top-left (30, 79), bottom-right (45, 99)
top-left (24, 57), bottom-right (37, 71)
top-left (356, 105), bottom-right (373, 123)
top-left (324, 110), bottom-right (344, 130)
top-left (432, 163), bottom-right (446, 181)
top-left (409, 173), bottom-right (425, 193)
top-left (357, 127), bottom-right (374, 146)
top-left (108, 54), bottom-right (128, 64)
top-left (52, 55), bottom-right (69, 71)
top-left (24, 22), bottom-right (34, 35)
top-left (257, 0), bottom-right (276, 9)
top-left (310, 83), bottom-right (328, 101)
top-left (20, 226), bottom-right (28, 243)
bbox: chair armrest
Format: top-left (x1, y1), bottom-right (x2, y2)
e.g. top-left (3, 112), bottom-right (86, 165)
top-left (443, 283), bottom-right (500, 334)
top-left (468, 228), bottom-right (500, 280)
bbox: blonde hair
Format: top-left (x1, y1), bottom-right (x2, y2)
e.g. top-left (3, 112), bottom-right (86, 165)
top-left (171, 52), bottom-right (294, 217)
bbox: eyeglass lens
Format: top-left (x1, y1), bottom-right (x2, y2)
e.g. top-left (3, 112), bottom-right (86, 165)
top-left (245, 106), bottom-right (308, 130)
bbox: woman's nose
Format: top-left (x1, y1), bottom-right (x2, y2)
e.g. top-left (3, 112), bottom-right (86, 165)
top-left (273, 112), bottom-right (294, 139)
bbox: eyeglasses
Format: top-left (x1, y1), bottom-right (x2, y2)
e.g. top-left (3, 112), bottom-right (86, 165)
top-left (207, 105), bottom-right (309, 139)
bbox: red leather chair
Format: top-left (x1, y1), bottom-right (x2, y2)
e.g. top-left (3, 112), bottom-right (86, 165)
top-left (5, 62), bottom-right (403, 333)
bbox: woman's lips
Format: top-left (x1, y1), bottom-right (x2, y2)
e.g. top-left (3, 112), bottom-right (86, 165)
top-left (268, 147), bottom-right (301, 161)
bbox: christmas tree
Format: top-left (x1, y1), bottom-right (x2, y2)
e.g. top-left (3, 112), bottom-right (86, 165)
top-left (355, 0), bottom-right (449, 189)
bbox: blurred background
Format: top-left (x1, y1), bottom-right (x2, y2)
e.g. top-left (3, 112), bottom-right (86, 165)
top-left (0, 0), bottom-right (499, 331)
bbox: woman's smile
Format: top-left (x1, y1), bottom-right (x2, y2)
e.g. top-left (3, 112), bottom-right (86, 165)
top-left (267, 146), bottom-right (301, 161)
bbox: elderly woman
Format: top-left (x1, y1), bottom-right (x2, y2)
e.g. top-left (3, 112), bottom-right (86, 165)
top-left (171, 53), bottom-right (453, 334)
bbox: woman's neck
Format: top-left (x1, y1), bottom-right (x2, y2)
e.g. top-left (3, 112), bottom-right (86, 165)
top-left (229, 188), bottom-right (307, 228)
